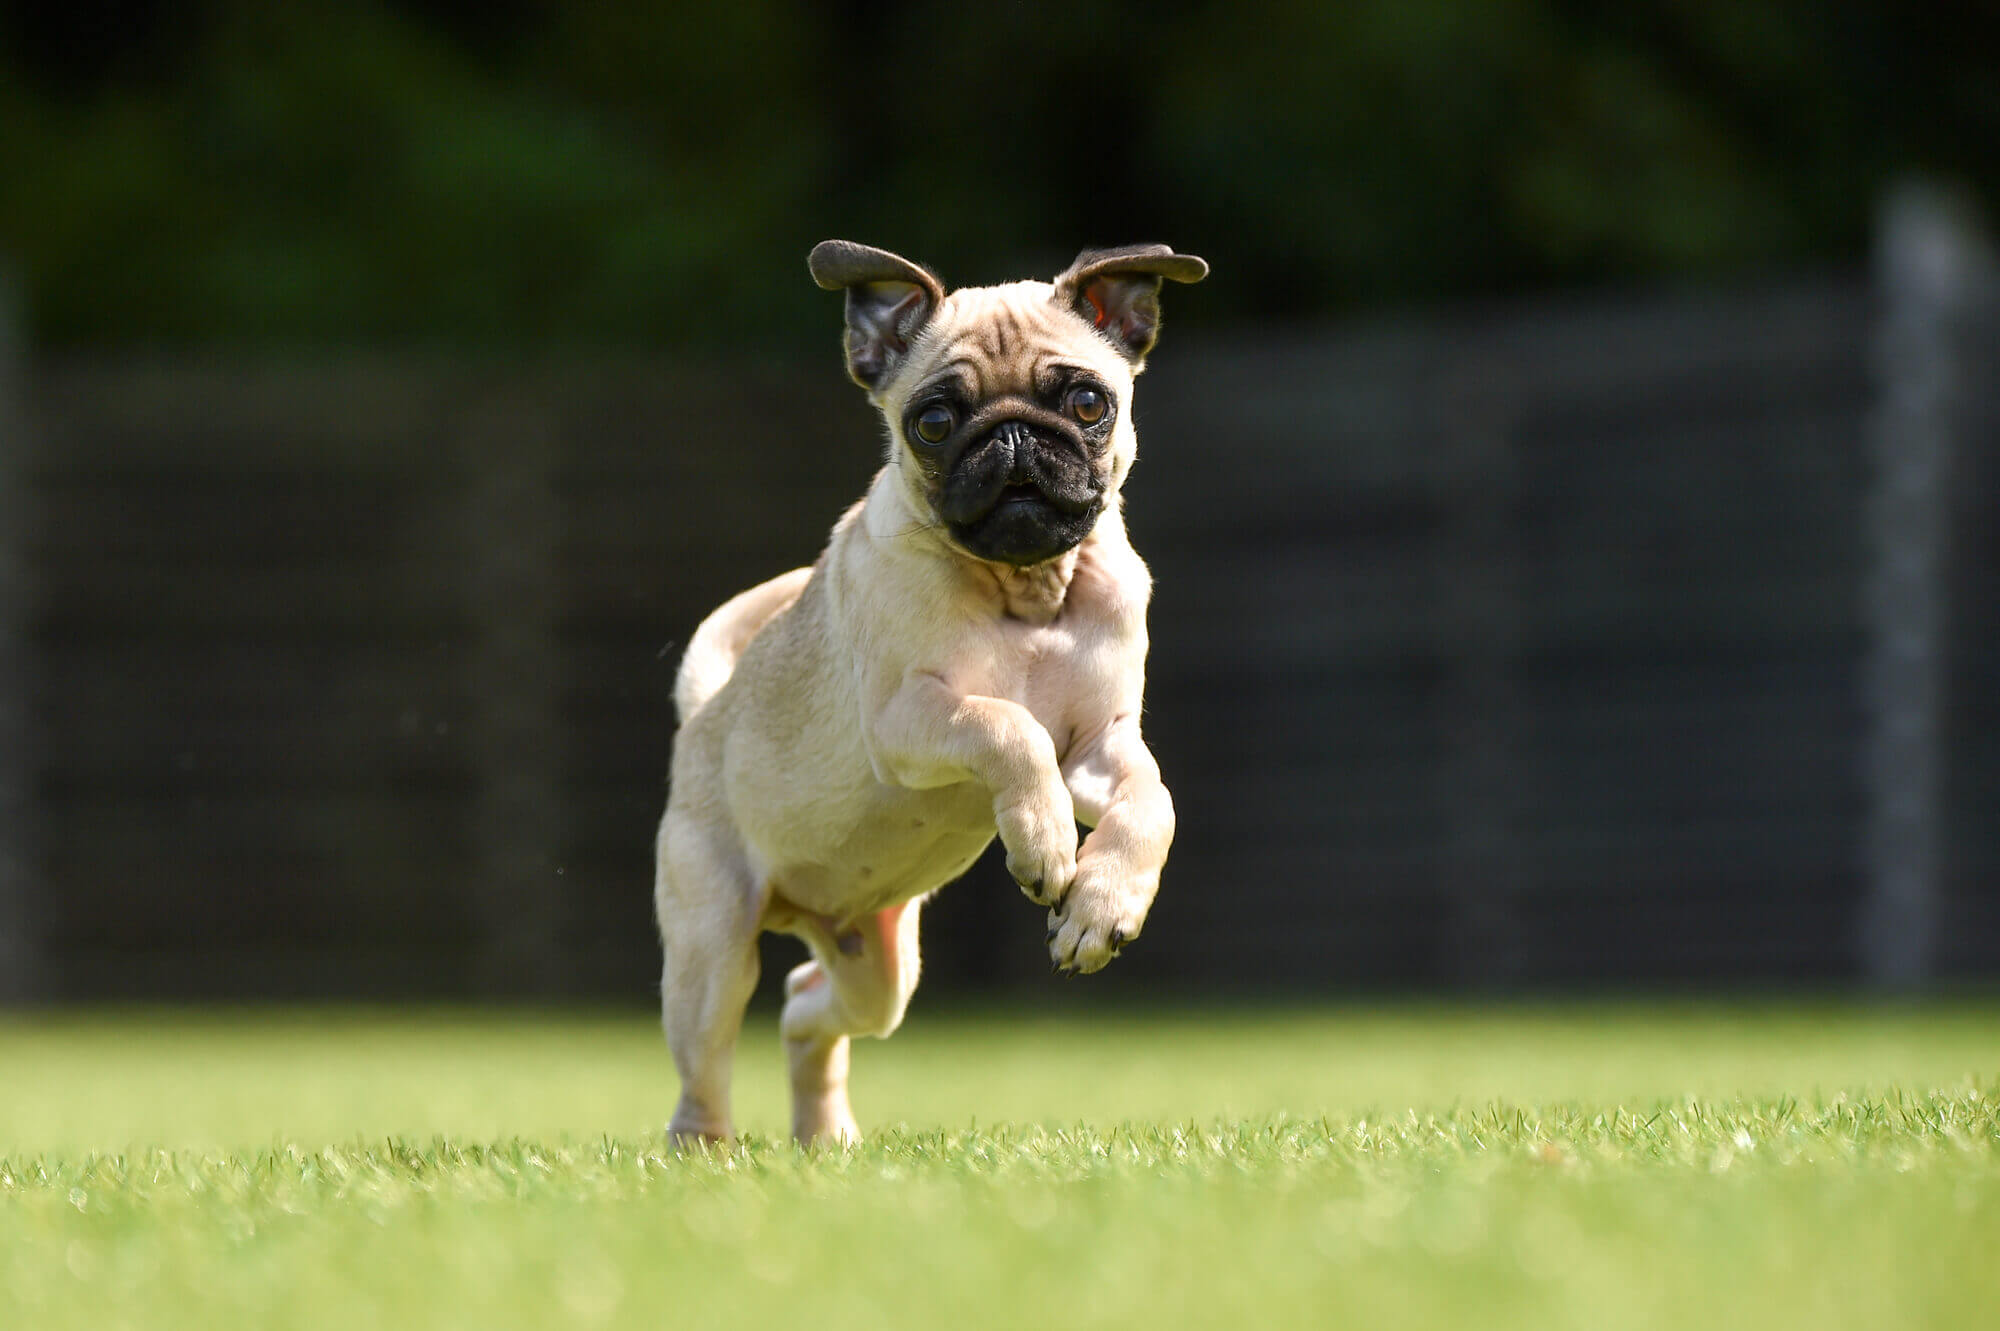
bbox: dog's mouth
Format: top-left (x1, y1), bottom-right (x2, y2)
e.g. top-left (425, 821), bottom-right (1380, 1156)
top-left (948, 497), bottom-right (1100, 568)
top-left (937, 422), bottom-right (1103, 566)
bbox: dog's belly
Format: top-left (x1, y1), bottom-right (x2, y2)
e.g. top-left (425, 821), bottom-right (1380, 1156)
top-left (747, 780), bottom-right (996, 922)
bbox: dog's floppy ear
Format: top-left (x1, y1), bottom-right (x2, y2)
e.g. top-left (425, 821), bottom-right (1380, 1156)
top-left (809, 240), bottom-right (946, 391)
top-left (1054, 245), bottom-right (1208, 365)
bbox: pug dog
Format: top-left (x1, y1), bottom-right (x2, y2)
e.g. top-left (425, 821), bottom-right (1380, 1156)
top-left (655, 239), bottom-right (1206, 1145)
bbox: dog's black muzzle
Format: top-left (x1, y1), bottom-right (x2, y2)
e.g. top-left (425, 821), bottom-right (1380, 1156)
top-left (939, 420), bottom-right (1103, 566)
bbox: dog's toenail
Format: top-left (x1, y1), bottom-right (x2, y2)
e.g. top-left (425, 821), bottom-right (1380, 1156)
top-left (1045, 926), bottom-right (1058, 943)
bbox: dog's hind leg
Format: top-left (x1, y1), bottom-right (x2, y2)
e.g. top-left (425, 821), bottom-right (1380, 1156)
top-left (656, 812), bottom-right (763, 1145)
top-left (779, 896), bottom-right (924, 1146)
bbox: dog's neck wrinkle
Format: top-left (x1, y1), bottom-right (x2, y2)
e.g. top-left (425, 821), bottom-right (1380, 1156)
top-left (981, 550), bottom-right (1079, 625)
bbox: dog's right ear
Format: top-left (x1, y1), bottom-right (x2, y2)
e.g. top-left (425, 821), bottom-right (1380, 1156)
top-left (1054, 245), bottom-right (1208, 366)
top-left (809, 240), bottom-right (945, 392)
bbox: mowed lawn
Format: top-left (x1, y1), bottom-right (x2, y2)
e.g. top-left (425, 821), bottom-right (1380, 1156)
top-left (2, 1002), bottom-right (1996, 1329)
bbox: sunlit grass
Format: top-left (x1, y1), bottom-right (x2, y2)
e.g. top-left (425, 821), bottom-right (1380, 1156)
top-left (2, 1002), bottom-right (1996, 1329)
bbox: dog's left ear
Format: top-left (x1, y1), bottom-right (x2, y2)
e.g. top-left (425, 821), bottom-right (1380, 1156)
top-left (809, 240), bottom-right (947, 392)
top-left (1054, 245), bottom-right (1208, 365)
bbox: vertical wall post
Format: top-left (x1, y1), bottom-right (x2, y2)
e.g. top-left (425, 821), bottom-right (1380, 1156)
top-left (1862, 184), bottom-right (1995, 987)
top-left (1429, 351), bottom-right (1528, 985)
top-left (462, 388), bottom-right (566, 997)
top-left (0, 270), bottom-right (37, 1001)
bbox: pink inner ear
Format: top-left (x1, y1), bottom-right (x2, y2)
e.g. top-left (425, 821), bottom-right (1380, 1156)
top-left (1084, 283), bottom-right (1110, 329)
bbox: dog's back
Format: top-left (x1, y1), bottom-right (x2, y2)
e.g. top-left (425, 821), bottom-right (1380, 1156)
top-left (672, 566), bottom-right (815, 723)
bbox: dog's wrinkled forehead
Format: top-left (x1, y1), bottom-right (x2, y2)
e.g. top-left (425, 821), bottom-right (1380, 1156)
top-left (893, 281), bottom-right (1129, 403)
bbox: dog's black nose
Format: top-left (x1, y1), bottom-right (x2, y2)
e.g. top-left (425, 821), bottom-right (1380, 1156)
top-left (989, 421), bottom-right (1036, 480)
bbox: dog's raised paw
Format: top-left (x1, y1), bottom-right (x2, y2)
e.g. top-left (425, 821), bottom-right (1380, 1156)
top-left (1045, 871), bottom-right (1146, 975)
top-left (997, 793), bottom-right (1078, 908)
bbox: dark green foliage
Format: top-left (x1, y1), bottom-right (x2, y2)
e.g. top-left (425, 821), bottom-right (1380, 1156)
top-left (0, 0), bottom-right (1994, 345)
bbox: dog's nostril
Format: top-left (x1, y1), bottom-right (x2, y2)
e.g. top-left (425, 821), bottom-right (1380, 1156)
top-left (990, 422), bottom-right (1037, 459)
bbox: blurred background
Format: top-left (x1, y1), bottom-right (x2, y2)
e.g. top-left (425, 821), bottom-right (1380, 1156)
top-left (0, 0), bottom-right (1995, 1003)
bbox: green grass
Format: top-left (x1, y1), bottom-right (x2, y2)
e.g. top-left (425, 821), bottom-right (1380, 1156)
top-left (3, 1002), bottom-right (1997, 1329)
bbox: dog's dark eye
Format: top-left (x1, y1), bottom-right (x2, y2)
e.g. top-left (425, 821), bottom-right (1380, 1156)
top-left (913, 405), bottom-right (954, 444)
top-left (1065, 385), bottom-right (1108, 426)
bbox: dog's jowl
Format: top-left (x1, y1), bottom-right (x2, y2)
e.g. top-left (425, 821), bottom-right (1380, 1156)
top-left (655, 240), bottom-right (1206, 1145)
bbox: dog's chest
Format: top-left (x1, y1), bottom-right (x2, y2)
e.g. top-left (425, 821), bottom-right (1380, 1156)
top-left (979, 596), bottom-right (1128, 742)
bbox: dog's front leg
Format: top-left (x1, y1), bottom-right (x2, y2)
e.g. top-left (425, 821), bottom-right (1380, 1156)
top-left (869, 670), bottom-right (1078, 904)
top-left (1049, 714), bottom-right (1174, 973)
